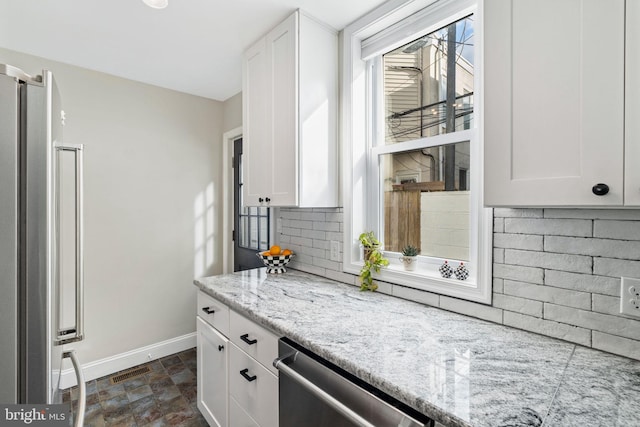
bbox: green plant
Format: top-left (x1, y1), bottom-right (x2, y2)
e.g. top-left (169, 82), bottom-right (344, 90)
top-left (401, 245), bottom-right (419, 257)
top-left (358, 231), bottom-right (381, 249)
top-left (358, 231), bottom-right (389, 291)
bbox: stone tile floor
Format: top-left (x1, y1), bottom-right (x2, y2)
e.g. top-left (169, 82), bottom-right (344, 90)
top-left (63, 348), bottom-right (208, 427)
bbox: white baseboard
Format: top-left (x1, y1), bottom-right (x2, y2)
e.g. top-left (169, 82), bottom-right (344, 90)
top-left (59, 332), bottom-right (197, 390)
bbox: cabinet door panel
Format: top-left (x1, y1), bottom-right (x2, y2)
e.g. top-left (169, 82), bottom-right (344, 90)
top-left (268, 12), bottom-right (298, 206)
top-left (197, 317), bottom-right (228, 427)
top-left (625, 0), bottom-right (640, 206)
top-left (243, 39), bottom-right (270, 206)
top-left (484, 0), bottom-right (624, 206)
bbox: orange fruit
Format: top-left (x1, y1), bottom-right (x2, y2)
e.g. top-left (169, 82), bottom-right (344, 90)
top-left (261, 251), bottom-right (270, 256)
top-left (282, 249), bottom-right (292, 256)
top-left (269, 245), bottom-right (281, 256)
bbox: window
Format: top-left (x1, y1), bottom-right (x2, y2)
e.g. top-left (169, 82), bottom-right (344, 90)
top-left (342, 0), bottom-right (492, 303)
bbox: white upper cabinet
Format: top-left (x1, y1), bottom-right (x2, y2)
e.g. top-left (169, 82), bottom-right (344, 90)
top-left (625, 0), bottom-right (640, 206)
top-left (484, 0), bottom-right (630, 207)
top-left (242, 10), bottom-right (338, 207)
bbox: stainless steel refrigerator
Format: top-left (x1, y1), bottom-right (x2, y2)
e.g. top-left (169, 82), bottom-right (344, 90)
top-left (0, 64), bottom-right (86, 424)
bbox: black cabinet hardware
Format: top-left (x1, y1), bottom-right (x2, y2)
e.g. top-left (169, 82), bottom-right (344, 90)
top-left (218, 345), bottom-right (224, 351)
top-left (240, 334), bottom-right (258, 345)
top-left (592, 183), bottom-right (610, 196)
top-left (202, 307), bottom-right (215, 315)
top-left (240, 368), bottom-right (257, 382)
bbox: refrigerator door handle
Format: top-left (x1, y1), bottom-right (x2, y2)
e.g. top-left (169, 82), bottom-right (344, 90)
top-left (54, 143), bottom-right (84, 345)
top-left (63, 350), bottom-right (85, 427)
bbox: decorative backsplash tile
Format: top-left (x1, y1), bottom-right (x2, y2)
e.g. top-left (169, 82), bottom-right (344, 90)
top-left (276, 207), bottom-right (640, 361)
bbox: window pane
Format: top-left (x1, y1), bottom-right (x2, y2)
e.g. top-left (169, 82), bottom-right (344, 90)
top-left (383, 15), bottom-right (474, 144)
top-left (249, 216), bottom-right (258, 249)
top-left (259, 217), bottom-right (269, 250)
top-left (240, 216), bottom-right (249, 247)
top-left (382, 141), bottom-right (470, 261)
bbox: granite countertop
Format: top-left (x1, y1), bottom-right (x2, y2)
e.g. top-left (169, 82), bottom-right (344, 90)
top-left (194, 268), bottom-right (640, 427)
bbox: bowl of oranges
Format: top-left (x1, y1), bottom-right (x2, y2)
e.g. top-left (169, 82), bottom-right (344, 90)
top-left (257, 245), bottom-right (295, 274)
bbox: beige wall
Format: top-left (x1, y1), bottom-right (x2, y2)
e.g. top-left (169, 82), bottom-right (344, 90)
top-left (223, 92), bottom-right (242, 132)
top-left (0, 48), bottom-right (224, 366)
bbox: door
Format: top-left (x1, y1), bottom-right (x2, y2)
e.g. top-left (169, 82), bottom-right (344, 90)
top-left (0, 71), bottom-right (19, 404)
top-left (625, 0), bottom-right (640, 206)
top-left (267, 12), bottom-right (298, 206)
top-left (197, 317), bottom-right (228, 427)
top-left (233, 138), bottom-right (270, 271)
top-left (242, 38), bottom-right (270, 206)
top-left (484, 0), bottom-right (625, 206)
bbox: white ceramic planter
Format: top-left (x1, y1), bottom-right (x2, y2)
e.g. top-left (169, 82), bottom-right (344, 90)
top-left (400, 256), bottom-right (417, 271)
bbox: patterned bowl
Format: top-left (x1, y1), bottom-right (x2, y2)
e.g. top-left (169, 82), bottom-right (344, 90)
top-left (257, 253), bottom-right (295, 274)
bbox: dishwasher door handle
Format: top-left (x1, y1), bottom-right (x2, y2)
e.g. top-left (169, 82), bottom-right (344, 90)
top-left (273, 354), bottom-right (376, 427)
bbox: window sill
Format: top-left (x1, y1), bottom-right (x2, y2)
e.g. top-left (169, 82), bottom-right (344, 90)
top-left (346, 255), bottom-right (490, 304)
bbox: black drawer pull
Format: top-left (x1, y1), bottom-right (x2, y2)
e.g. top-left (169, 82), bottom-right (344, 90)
top-left (240, 368), bottom-right (257, 382)
top-left (201, 307), bottom-right (215, 315)
top-left (218, 345), bottom-right (224, 352)
top-left (240, 334), bottom-right (258, 345)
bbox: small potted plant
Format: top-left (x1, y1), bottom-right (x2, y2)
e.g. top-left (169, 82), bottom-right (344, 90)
top-left (399, 245), bottom-right (419, 271)
top-left (358, 231), bottom-right (389, 291)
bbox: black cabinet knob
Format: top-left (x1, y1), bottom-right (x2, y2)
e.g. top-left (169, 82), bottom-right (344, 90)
top-left (592, 183), bottom-right (609, 196)
top-left (265, 197), bottom-right (271, 203)
top-left (258, 197), bottom-right (264, 203)
top-left (218, 345), bottom-right (224, 352)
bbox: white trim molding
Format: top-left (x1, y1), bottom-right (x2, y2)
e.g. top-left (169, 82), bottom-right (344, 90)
top-left (222, 126), bottom-right (243, 274)
top-left (59, 333), bottom-right (196, 389)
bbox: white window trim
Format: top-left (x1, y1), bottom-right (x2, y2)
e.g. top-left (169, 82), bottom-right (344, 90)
top-left (341, 0), bottom-right (493, 304)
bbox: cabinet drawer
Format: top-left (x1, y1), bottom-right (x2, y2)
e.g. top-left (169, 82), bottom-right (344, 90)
top-left (229, 396), bottom-right (259, 427)
top-left (197, 291), bottom-right (230, 336)
top-left (230, 310), bottom-right (279, 374)
top-left (229, 344), bottom-right (278, 427)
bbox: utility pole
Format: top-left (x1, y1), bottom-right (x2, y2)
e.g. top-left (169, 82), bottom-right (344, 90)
top-left (444, 22), bottom-right (457, 191)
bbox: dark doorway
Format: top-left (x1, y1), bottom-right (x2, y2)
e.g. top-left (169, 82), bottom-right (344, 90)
top-left (233, 138), bottom-right (270, 271)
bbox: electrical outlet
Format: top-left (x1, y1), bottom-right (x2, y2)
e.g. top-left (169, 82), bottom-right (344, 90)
top-left (330, 241), bottom-right (341, 261)
top-left (620, 277), bottom-right (640, 318)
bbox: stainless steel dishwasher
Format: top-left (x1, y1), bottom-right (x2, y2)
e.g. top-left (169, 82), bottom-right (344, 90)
top-left (273, 338), bottom-right (433, 427)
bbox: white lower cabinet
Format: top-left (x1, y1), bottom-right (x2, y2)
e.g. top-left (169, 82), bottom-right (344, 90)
top-left (197, 316), bottom-right (228, 427)
top-left (196, 291), bottom-right (279, 427)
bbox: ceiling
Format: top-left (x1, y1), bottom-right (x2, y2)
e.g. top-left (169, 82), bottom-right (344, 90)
top-left (0, 0), bottom-right (388, 101)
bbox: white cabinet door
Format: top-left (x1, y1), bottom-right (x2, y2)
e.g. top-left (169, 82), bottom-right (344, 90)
top-left (242, 10), bottom-right (338, 208)
top-left (243, 38), bottom-right (271, 206)
top-left (268, 12), bottom-right (298, 206)
top-left (484, 0), bottom-right (625, 206)
top-left (197, 317), bottom-right (228, 427)
top-left (625, 0), bottom-right (640, 206)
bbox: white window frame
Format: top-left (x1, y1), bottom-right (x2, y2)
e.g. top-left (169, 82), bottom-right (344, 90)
top-left (341, 0), bottom-right (493, 304)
